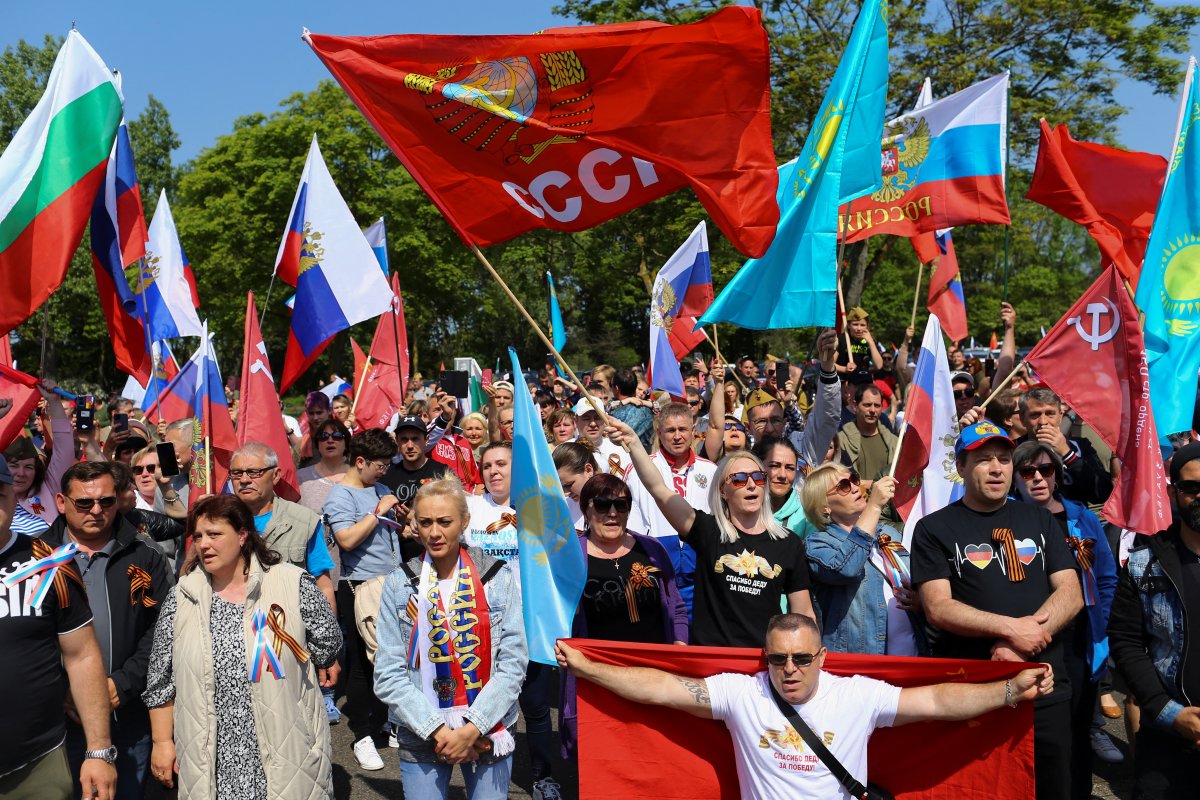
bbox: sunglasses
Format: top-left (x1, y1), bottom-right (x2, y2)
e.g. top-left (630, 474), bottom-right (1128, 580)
top-left (688, 400), bottom-right (702, 407)
top-left (317, 431), bottom-right (346, 441)
top-left (1175, 479), bottom-right (1200, 496)
top-left (726, 470), bottom-right (767, 488)
top-left (230, 467), bottom-right (273, 480)
top-left (766, 650), bottom-right (823, 668)
top-left (590, 496), bottom-right (632, 514)
top-left (1017, 463), bottom-right (1056, 480)
top-left (953, 388), bottom-right (975, 400)
top-left (68, 496), bottom-right (117, 513)
top-left (827, 471), bottom-right (862, 496)
top-left (724, 422), bottom-right (747, 433)
top-left (132, 464), bottom-right (157, 475)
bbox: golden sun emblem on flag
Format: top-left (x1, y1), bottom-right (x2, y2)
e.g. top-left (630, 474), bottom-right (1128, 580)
top-left (651, 281), bottom-right (677, 332)
top-left (1159, 233), bottom-right (1200, 337)
top-left (714, 549), bottom-right (782, 579)
top-left (758, 726), bottom-right (805, 751)
top-left (297, 222), bottom-right (325, 277)
top-left (129, 254), bottom-right (160, 295)
top-left (871, 116), bottom-right (930, 203)
top-left (516, 474), bottom-right (573, 566)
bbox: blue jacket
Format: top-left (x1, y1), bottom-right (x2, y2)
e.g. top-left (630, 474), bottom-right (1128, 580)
top-left (1109, 525), bottom-right (1193, 731)
top-left (1062, 498), bottom-right (1118, 680)
top-left (805, 521), bottom-right (929, 657)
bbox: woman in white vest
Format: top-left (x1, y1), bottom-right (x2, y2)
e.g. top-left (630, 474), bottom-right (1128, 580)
top-left (142, 495), bottom-right (342, 799)
top-left (374, 475), bottom-right (527, 800)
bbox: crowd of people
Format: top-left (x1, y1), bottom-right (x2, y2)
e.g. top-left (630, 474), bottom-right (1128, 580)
top-left (0, 300), bottom-right (1197, 800)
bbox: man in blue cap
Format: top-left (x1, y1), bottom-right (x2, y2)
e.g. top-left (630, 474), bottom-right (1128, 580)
top-left (909, 420), bottom-right (1083, 800)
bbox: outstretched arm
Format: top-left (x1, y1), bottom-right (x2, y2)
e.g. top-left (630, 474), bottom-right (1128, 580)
top-left (556, 640), bottom-right (713, 719)
top-left (606, 418), bottom-right (697, 538)
top-left (894, 664), bottom-right (1053, 726)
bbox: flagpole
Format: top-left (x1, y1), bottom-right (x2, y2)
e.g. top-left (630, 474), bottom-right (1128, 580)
top-left (978, 360), bottom-right (1023, 410)
top-left (468, 243), bottom-right (612, 423)
top-left (259, 271), bottom-right (278, 330)
top-left (700, 328), bottom-right (747, 392)
top-left (38, 304), bottom-right (49, 376)
top-left (909, 260), bottom-right (925, 330)
top-left (350, 355), bottom-right (372, 415)
top-left (135, 259), bottom-right (161, 408)
top-left (836, 276), bottom-right (853, 358)
top-left (888, 421), bottom-right (908, 478)
top-left (389, 298), bottom-right (406, 405)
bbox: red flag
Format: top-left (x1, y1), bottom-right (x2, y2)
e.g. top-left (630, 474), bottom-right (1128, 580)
top-left (237, 293), bottom-right (299, 501)
top-left (351, 337), bottom-right (367, 399)
top-left (353, 276), bottom-right (410, 430)
top-left (1024, 266), bottom-right (1170, 534)
top-left (0, 366), bottom-right (41, 451)
top-left (1026, 120), bottom-right (1166, 288)
top-left (305, 7), bottom-right (778, 258)
top-left (988, 331), bottom-right (998, 351)
top-left (371, 275), bottom-right (410, 380)
top-left (0, 333), bottom-right (13, 368)
top-left (93, 263), bottom-right (151, 383)
top-left (912, 231), bottom-right (968, 343)
top-left (571, 640), bottom-right (1034, 800)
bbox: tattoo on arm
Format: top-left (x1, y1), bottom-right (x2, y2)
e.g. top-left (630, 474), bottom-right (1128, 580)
top-left (676, 677), bottom-right (710, 706)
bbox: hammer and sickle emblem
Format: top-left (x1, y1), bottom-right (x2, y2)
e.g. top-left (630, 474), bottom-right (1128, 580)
top-left (249, 342), bottom-right (273, 380)
top-left (1068, 299), bottom-right (1120, 351)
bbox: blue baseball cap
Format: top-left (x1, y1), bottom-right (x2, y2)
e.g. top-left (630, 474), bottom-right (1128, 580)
top-left (954, 421), bottom-right (1013, 458)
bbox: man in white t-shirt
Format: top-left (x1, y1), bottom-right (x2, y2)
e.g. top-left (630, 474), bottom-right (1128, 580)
top-left (556, 613), bottom-right (1053, 800)
top-left (574, 398), bottom-right (630, 476)
top-left (624, 402), bottom-right (717, 618)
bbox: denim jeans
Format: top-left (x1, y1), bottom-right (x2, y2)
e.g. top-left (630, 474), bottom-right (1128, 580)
top-left (65, 713), bottom-right (151, 800)
top-left (398, 757), bottom-right (512, 800)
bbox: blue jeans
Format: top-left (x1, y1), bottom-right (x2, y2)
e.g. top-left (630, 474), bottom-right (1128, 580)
top-left (65, 713), bottom-right (151, 800)
top-left (398, 757), bottom-right (512, 800)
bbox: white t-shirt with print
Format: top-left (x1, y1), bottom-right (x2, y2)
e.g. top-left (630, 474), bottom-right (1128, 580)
top-left (707, 670), bottom-right (901, 800)
top-left (464, 493), bottom-right (519, 583)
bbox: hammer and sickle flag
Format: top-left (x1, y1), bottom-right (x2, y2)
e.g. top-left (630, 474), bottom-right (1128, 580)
top-left (304, 7), bottom-right (778, 258)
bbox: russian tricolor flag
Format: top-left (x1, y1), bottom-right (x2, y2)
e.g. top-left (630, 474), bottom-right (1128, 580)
top-left (892, 314), bottom-right (964, 546)
top-left (142, 191), bottom-right (203, 341)
top-left (277, 136), bottom-right (394, 392)
top-left (363, 217), bottom-right (389, 275)
top-left (918, 229), bottom-right (968, 343)
top-left (649, 222), bottom-right (712, 397)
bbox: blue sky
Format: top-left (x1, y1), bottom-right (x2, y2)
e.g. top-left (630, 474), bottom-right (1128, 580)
top-left (4, 1), bottom-right (1196, 162)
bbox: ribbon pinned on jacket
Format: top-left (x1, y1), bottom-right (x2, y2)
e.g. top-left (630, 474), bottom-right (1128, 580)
top-left (1, 541), bottom-right (78, 612)
top-left (1067, 537), bottom-right (1097, 607)
top-left (249, 609), bottom-right (287, 681)
top-left (269, 604), bottom-right (310, 665)
top-left (128, 565), bottom-right (157, 608)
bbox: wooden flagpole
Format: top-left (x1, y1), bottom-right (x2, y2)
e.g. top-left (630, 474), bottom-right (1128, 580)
top-left (350, 355), bottom-right (372, 415)
top-left (977, 360), bottom-right (1024, 410)
top-left (701, 328), bottom-right (747, 392)
top-left (910, 261), bottom-right (926, 330)
top-left (888, 422), bottom-right (908, 478)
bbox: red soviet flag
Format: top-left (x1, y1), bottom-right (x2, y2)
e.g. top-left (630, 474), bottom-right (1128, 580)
top-left (0, 366), bottom-right (42, 451)
top-left (570, 640), bottom-right (1035, 800)
top-left (353, 275), bottom-right (409, 430)
top-left (305, 7), bottom-right (778, 258)
top-left (1026, 120), bottom-right (1166, 288)
top-left (238, 292), bottom-right (299, 501)
top-left (1025, 266), bottom-right (1170, 535)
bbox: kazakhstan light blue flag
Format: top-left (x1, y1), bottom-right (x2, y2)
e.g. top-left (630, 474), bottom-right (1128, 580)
top-left (699, 0), bottom-right (889, 330)
top-left (547, 271), bottom-right (567, 376)
top-left (1136, 59), bottom-right (1200, 441)
top-left (509, 347), bottom-right (585, 664)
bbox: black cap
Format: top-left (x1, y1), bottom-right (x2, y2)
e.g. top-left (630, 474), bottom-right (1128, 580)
top-left (1170, 441), bottom-right (1200, 483)
top-left (394, 415), bottom-right (426, 435)
top-left (847, 368), bottom-right (875, 386)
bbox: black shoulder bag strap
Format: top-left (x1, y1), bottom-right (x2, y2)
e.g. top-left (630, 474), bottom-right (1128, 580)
top-left (401, 557), bottom-right (505, 587)
top-left (767, 682), bottom-right (882, 800)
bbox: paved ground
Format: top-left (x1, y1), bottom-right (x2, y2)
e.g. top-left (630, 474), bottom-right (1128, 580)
top-left (148, 685), bottom-right (1134, 799)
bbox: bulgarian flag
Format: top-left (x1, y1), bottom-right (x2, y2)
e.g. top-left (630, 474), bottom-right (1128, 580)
top-left (0, 30), bottom-right (121, 334)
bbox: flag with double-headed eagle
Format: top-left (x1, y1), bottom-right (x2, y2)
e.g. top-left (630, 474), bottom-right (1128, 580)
top-left (304, 7), bottom-right (778, 259)
top-left (649, 221), bottom-right (711, 397)
top-left (840, 72), bottom-right (1010, 241)
top-left (277, 135), bottom-right (394, 392)
top-left (1137, 58), bottom-right (1200, 441)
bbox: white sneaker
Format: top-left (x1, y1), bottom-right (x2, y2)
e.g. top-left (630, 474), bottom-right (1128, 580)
top-left (353, 736), bottom-right (385, 771)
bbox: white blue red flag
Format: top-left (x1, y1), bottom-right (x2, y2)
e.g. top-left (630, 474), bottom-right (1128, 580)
top-left (140, 191), bottom-right (203, 341)
top-left (89, 73), bottom-right (151, 382)
top-left (277, 136), bottom-right (394, 392)
top-left (912, 229), bottom-right (968, 343)
top-left (363, 217), bottom-right (389, 275)
top-left (136, 340), bottom-right (181, 412)
top-left (649, 221), bottom-right (712, 396)
top-left (892, 314), bottom-right (963, 546)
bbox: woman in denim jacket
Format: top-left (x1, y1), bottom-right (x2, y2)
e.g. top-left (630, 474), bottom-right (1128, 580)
top-left (374, 476), bottom-right (528, 800)
top-left (801, 463), bottom-right (927, 656)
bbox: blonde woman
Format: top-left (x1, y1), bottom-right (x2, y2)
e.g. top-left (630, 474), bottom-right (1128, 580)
top-left (607, 419), bottom-right (814, 647)
top-left (460, 412), bottom-right (490, 462)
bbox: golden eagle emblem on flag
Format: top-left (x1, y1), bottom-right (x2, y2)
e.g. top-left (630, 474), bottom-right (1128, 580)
top-left (129, 254), bottom-right (160, 295)
top-left (651, 281), bottom-right (678, 333)
top-left (871, 116), bottom-right (930, 203)
top-left (298, 222), bottom-right (325, 277)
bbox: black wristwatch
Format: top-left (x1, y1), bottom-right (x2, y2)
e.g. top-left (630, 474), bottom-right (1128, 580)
top-left (84, 745), bottom-right (118, 764)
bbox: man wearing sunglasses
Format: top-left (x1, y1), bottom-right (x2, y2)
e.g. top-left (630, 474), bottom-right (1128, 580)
top-left (1109, 441), bottom-right (1200, 796)
top-left (910, 421), bottom-right (1082, 800)
top-left (41, 460), bottom-right (173, 799)
top-left (557, 612), bottom-right (1053, 800)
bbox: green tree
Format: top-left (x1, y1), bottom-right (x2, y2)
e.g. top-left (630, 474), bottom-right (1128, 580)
top-left (128, 95), bottom-right (181, 218)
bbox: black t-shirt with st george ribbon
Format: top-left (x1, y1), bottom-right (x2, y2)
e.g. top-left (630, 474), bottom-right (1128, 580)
top-left (687, 510), bottom-right (811, 648)
top-left (381, 458), bottom-right (451, 562)
top-left (909, 499), bottom-right (1079, 703)
top-left (0, 533), bottom-right (93, 776)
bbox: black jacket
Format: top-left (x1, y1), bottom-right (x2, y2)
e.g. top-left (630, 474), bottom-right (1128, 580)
top-left (1015, 433), bottom-right (1112, 506)
top-left (125, 508), bottom-right (186, 547)
top-left (40, 514), bottom-right (174, 716)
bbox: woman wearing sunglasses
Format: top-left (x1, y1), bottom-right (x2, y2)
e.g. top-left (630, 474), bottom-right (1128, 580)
top-left (296, 418), bottom-right (352, 573)
top-left (131, 446), bottom-right (161, 511)
top-left (560, 472), bottom-right (689, 757)
top-left (608, 418), bottom-right (813, 648)
top-left (1011, 441), bottom-right (1117, 791)
top-left (801, 464), bottom-right (926, 657)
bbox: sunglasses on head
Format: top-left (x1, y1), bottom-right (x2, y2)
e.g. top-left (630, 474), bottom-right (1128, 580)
top-left (317, 431), bottom-right (346, 441)
top-left (1017, 463), bottom-right (1055, 480)
top-left (68, 496), bottom-right (117, 513)
top-left (590, 496), bottom-right (631, 514)
top-left (766, 650), bottom-right (823, 668)
top-left (724, 421), bottom-right (747, 433)
top-left (132, 464), bottom-right (157, 475)
top-left (827, 471), bottom-right (862, 496)
top-left (726, 470), bottom-right (767, 488)
top-left (953, 388), bottom-right (975, 400)
top-left (1175, 479), bottom-right (1200, 496)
